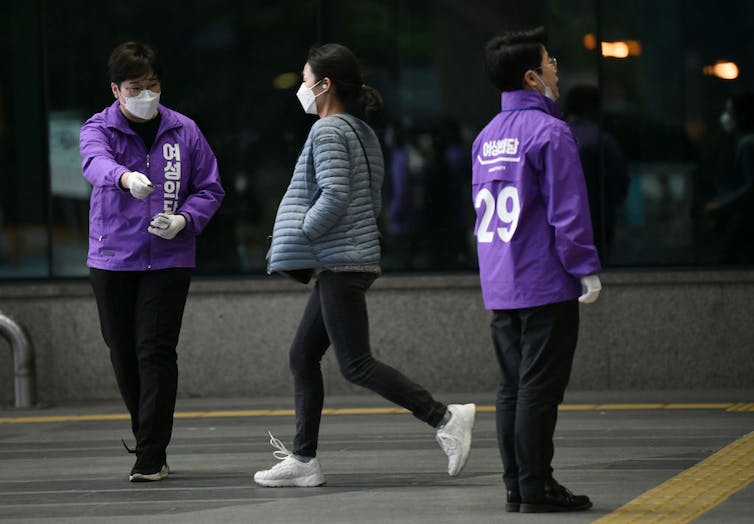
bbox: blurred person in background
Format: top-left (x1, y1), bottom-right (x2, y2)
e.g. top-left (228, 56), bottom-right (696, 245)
top-left (704, 92), bottom-right (754, 263)
top-left (565, 85), bottom-right (630, 262)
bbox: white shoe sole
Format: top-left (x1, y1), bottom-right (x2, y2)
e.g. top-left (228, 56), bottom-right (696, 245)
top-left (129, 464), bottom-right (169, 482)
top-left (253, 473), bottom-right (325, 487)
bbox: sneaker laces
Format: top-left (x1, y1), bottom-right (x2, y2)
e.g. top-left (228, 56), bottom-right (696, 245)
top-left (436, 429), bottom-right (459, 453)
top-left (547, 478), bottom-right (575, 499)
top-left (267, 431), bottom-right (294, 461)
top-left (121, 439), bottom-right (136, 454)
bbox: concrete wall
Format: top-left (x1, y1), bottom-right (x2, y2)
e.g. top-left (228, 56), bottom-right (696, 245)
top-left (1, 270), bottom-right (753, 407)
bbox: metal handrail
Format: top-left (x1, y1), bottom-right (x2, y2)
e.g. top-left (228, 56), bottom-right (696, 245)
top-left (0, 312), bottom-right (36, 408)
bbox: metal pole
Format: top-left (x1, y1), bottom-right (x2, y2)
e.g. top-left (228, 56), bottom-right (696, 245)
top-left (0, 312), bottom-right (37, 408)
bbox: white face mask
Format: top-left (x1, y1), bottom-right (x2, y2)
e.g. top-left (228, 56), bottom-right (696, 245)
top-left (720, 111), bottom-right (736, 133)
top-left (533, 72), bottom-right (556, 101)
top-left (296, 80), bottom-right (325, 115)
top-left (123, 89), bottom-right (160, 120)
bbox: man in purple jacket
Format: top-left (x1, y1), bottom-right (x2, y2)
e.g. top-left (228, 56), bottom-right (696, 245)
top-left (472, 27), bottom-right (601, 513)
top-left (80, 42), bottom-right (224, 482)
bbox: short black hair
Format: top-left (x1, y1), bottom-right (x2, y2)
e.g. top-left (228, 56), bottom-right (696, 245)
top-left (108, 41), bottom-right (163, 85)
top-left (484, 27), bottom-right (547, 92)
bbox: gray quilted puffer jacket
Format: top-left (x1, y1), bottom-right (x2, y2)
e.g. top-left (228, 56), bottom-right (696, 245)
top-left (267, 113), bottom-right (383, 273)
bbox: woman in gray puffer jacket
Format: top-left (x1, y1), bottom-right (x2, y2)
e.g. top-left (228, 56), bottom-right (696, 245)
top-left (256, 44), bottom-right (475, 487)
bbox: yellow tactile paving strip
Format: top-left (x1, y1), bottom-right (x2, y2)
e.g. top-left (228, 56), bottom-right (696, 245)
top-left (593, 431), bottom-right (754, 524)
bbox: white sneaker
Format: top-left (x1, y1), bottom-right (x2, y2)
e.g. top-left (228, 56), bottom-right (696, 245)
top-left (253, 432), bottom-right (325, 487)
top-left (435, 403), bottom-right (475, 476)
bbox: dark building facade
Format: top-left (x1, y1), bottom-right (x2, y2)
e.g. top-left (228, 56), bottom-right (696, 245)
top-left (2, 0), bottom-right (753, 278)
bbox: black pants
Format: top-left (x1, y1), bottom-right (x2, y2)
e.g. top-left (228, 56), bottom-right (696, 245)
top-left (290, 271), bottom-right (447, 457)
top-left (491, 300), bottom-right (579, 501)
top-left (90, 267), bottom-right (192, 468)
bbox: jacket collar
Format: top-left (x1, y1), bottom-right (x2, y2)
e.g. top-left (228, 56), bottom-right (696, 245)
top-left (104, 100), bottom-right (182, 136)
top-left (500, 90), bottom-right (562, 119)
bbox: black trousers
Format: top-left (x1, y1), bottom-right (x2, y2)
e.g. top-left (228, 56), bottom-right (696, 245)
top-left (90, 267), bottom-right (192, 468)
top-left (491, 300), bottom-right (579, 501)
top-left (289, 271), bottom-right (447, 457)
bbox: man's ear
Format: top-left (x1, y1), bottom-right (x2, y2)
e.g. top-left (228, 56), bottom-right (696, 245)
top-left (111, 82), bottom-right (120, 100)
top-left (522, 70), bottom-right (539, 91)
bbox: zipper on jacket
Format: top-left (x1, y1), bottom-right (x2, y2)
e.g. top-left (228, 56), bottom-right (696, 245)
top-left (146, 151), bottom-right (152, 269)
top-left (139, 114), bottom-right (179, 270)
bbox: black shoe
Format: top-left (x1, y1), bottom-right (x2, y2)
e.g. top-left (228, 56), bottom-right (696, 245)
top-left (505, 489), bottom-right (521, 512)
top-left (520, 480), bottom-right (592, 513)
top-left (129, 463), bottom-right (170, 482)
top-left (128, 448), bottom-right (170, 483)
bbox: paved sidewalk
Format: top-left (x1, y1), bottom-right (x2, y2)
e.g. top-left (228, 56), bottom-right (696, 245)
top-left (1, 390), bottom-right (753, 523)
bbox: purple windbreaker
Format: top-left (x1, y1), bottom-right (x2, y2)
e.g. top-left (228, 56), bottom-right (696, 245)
top-left (472, 90), bottom-right (601, 310)
top-left (80, 101), bottom-right (224, 271)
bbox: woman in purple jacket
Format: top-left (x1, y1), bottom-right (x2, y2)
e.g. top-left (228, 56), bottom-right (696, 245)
top-left (79, 42), bottom-right (224, 482)
top-left (472, 28), bottom-right (601, 513)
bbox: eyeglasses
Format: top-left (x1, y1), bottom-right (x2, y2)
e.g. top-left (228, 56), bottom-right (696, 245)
top-left (120, 81), bottom-right (160, 96)
top-left (535, 56), bottom-right (557, 72)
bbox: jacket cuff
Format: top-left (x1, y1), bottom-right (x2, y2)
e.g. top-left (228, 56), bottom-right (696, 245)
top-left (178, 211), bottom-right (193, 234)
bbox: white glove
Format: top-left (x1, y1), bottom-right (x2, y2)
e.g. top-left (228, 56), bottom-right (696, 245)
top-left (122, 171), bottom-right (156, 200)
top-left (148, 213), bottom-right (187, 240)
top-left (578, 274), bottom-right (602, 304)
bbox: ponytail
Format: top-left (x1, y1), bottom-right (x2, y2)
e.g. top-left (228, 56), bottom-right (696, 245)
top-left (360, 84), bottom-right (384, 123)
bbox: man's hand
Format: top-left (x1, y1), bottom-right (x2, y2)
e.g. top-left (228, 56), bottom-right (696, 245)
top-left (578, 274), bottom-right (602, 304)
top-left (148, 213), bottom-right (187, 240)
top-left (121, 171), bottom-right (155, 200)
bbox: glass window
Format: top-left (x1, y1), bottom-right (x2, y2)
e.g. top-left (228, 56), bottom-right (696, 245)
top-left (322, 0), bottom-right (549, 271)
top-left (42, 0), bottom-right (552, 276)
top-left (597, 0), bottom-right (754, 266)
top-left (0, 1), bottom-right (49, 279)
top-left (43, 0), bottom-right (318, 276)
top-left (3, 0), bottom-right (750, 281)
